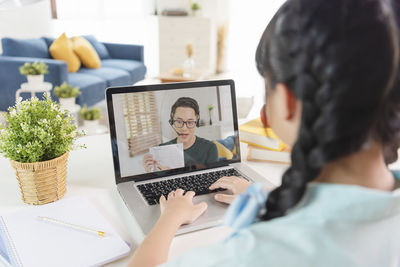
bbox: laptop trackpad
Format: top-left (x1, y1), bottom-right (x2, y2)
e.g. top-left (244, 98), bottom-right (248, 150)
top-left (177, 192), bottom-right (230, 234)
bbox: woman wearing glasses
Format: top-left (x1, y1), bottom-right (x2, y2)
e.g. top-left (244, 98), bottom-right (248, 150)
top-left (143, 97), bottom-right (218, 172)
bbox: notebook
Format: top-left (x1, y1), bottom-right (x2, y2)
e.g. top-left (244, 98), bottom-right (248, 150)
top-left (0, 196), bottom-right (130, 267)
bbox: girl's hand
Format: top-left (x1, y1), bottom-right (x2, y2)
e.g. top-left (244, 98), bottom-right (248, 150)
top-left (160, 189), bottom-right (208, 225)
top-left (209, 176), bottom-right (252, 204)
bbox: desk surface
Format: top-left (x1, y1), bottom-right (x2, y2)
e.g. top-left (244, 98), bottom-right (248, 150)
top-left (0, 134), bottom-right (288, 266)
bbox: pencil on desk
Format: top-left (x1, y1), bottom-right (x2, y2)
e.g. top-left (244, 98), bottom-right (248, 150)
top-left (38, 216), bottom-right (106, 237)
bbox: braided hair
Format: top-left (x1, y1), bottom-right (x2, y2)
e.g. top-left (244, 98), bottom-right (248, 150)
top-left (256, 0), bottom-right (400, 221)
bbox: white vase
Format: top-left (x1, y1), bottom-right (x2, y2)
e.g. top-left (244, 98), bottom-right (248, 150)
top-left (27, 75), bottom-right (44, 85)
top-left (59, 97), bottom-right (76, 111)
top-left (83, 120), bottom-right (100, 135)
top-left (192, 10), bottom-right (200, 17)
top-left (183, 57), bottom-right (195, 78)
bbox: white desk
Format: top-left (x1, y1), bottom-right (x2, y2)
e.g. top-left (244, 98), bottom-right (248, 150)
top-left (0, 134), bottom-right (287, 266)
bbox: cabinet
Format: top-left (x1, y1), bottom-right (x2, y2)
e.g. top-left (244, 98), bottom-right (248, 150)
top-left (158, 16), bottom-right (216, 74)
top-left (196, 124), bottom-right (222, 141)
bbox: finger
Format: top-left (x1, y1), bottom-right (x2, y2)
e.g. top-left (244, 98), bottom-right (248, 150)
top-left (168, 191), bottom-right (175, 199)
top-left (159, 195), bottom-right (166, 212)
top-left (145, 162), bottom-right (153, 169)
top-left (144, 156), bottom-right (153, 163)
top-left (144, 159), bottom-right (153, 165)
top-left (184, 191), bottom-right (195, 198)
top-left (209, 180), bottom-right (236, 192)
top-left (160, 194), bottom-right (166, 204)
top-left (155, 162), bottom-right (163, 171)
top-left (214, 193), bottom-right (236, 204)
top-left (193, 202), bottom-right (208, 217)
top-left (209, 176), bottom-right (233, 188)
top-left (175, 188), bottom-right (184, 196)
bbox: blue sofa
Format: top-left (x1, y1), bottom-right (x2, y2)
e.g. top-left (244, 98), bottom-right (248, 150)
top-left (0, 35), bottom-right (146, 111)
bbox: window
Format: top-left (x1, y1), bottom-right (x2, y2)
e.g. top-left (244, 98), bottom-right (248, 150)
top-left (124, 92), bottom-right (161, 157)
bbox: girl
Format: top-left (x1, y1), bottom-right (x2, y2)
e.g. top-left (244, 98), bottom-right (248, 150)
top-left (130, 0), bottom-right (400, 265)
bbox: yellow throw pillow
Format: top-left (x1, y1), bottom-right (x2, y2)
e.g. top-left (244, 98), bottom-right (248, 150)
top-left (213, 140), bottom-right (234, 160)
top-left (49, 33), bottom-right (81, 72)
top-left (72, 36), bottom-right (101, 69)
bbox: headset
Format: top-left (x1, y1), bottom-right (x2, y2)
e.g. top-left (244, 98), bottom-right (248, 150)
top-left (168, 97), bottom-right (201, 128)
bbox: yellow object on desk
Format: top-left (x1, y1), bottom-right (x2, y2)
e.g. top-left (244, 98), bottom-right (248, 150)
top-left (239, 118), bottom-right (287, 151)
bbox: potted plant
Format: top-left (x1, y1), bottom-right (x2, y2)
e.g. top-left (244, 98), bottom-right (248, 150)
top-left (208, 104), bottom-right (214, 125)
top-left (191, 2), bottom-right (201, 16)
top-left (0, 94), bottom-right (82, 205)
top-left (79, 105), bottom-right (102, 134)
top-left (19, 62), bottom-right (49, 85)
top-left (54, 82), bottom-right (81, 111)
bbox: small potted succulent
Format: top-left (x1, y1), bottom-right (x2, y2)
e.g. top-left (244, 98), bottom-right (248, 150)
top-left (19, 62), bottom-right (49, 85)
top-left (191, 2), bottom-right (201, 16)
top-left (79, 105), bottom-right (102, 134)
top-left (0, 94), bottom-right (82, 205)
top-left (54, 82), bottom-right (81, 111)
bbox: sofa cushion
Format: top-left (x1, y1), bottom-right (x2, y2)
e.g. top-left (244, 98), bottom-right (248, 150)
top-left (213, 140), bottom-right (234, 160)
top-left (83, 35), bottom-right (110, 59)
top-left (101, 59), bottom-right (146, 84)
top-left (42, 37), bottom-right (55, 48)
top-left (78, 67), bottom-right (130, 87)
top-left (68, 73), bottom-right (107, 107)
top-left (49, 33), bottom-right (81, 72)
top-left (2, 38), bottom-right (50, 58)
top-left (72, 36), bottom-right (101, 69)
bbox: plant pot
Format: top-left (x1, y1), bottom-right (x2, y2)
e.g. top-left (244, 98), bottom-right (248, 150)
top-left (9, 152), bottom-right (69, 205)
top-left (192, 10), bottom-right (200, 16)
top-left (83, 119), bottom-right (100, 134)
top-left (27, 74), bottom-right (44, 85)
top-left (59, 97), bottom-right (76, 111)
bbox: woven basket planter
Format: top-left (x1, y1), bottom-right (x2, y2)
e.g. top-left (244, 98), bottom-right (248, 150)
top-left (9, 152), bottom-right (69, 205)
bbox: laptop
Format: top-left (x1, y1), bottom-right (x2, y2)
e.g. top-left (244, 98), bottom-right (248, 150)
top-left (106, 79), bottom-right (270, 235)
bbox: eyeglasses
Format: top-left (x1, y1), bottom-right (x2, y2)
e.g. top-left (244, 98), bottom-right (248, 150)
top-left (171, 119), bottom-right (197, 129)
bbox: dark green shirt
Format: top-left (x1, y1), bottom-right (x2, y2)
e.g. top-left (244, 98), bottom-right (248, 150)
top-left (160, 136), bottom-right (219, 167)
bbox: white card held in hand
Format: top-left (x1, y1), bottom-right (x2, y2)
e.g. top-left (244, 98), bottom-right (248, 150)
top-left (149, 143), bottom-right (184, 170)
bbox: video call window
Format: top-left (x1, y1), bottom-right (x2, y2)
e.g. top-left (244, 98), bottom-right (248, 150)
top-left (112, 85), bottom-right (237, 179)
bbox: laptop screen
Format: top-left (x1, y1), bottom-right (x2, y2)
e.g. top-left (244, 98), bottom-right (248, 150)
top-left (106, 80), bottom-right (240, 183)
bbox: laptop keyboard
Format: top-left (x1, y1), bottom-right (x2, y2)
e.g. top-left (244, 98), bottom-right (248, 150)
top-left (137, 168), bottom-right (244, 205)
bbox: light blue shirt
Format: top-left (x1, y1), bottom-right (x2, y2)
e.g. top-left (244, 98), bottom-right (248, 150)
top-left (161, 174), bottom-right (400, 267)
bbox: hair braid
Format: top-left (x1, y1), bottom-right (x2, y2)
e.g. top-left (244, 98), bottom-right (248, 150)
top-left (257, 0), bottom-right (399, 221)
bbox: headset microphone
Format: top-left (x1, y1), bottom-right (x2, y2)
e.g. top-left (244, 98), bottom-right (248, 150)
top-left (168, 119), bottom-right (182, 136)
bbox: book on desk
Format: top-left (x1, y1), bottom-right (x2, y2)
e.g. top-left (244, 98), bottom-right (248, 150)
top-left (240, 118), bottom-right (290, 164)
top-left (247, 145), bottom-right (291, 164)
top-left (239, 118), bottom-right (287, 151)
top-left (0, 196), bottom-right (130, 267)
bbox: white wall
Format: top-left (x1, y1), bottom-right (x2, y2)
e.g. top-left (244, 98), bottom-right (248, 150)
top-left (226, 0), bottom-right (286, 118)
top-left (0, 0), bottom-right (52, 52)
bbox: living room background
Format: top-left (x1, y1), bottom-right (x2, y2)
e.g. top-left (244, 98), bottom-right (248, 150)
top-left (0, 0), bottom-right (284, 100)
